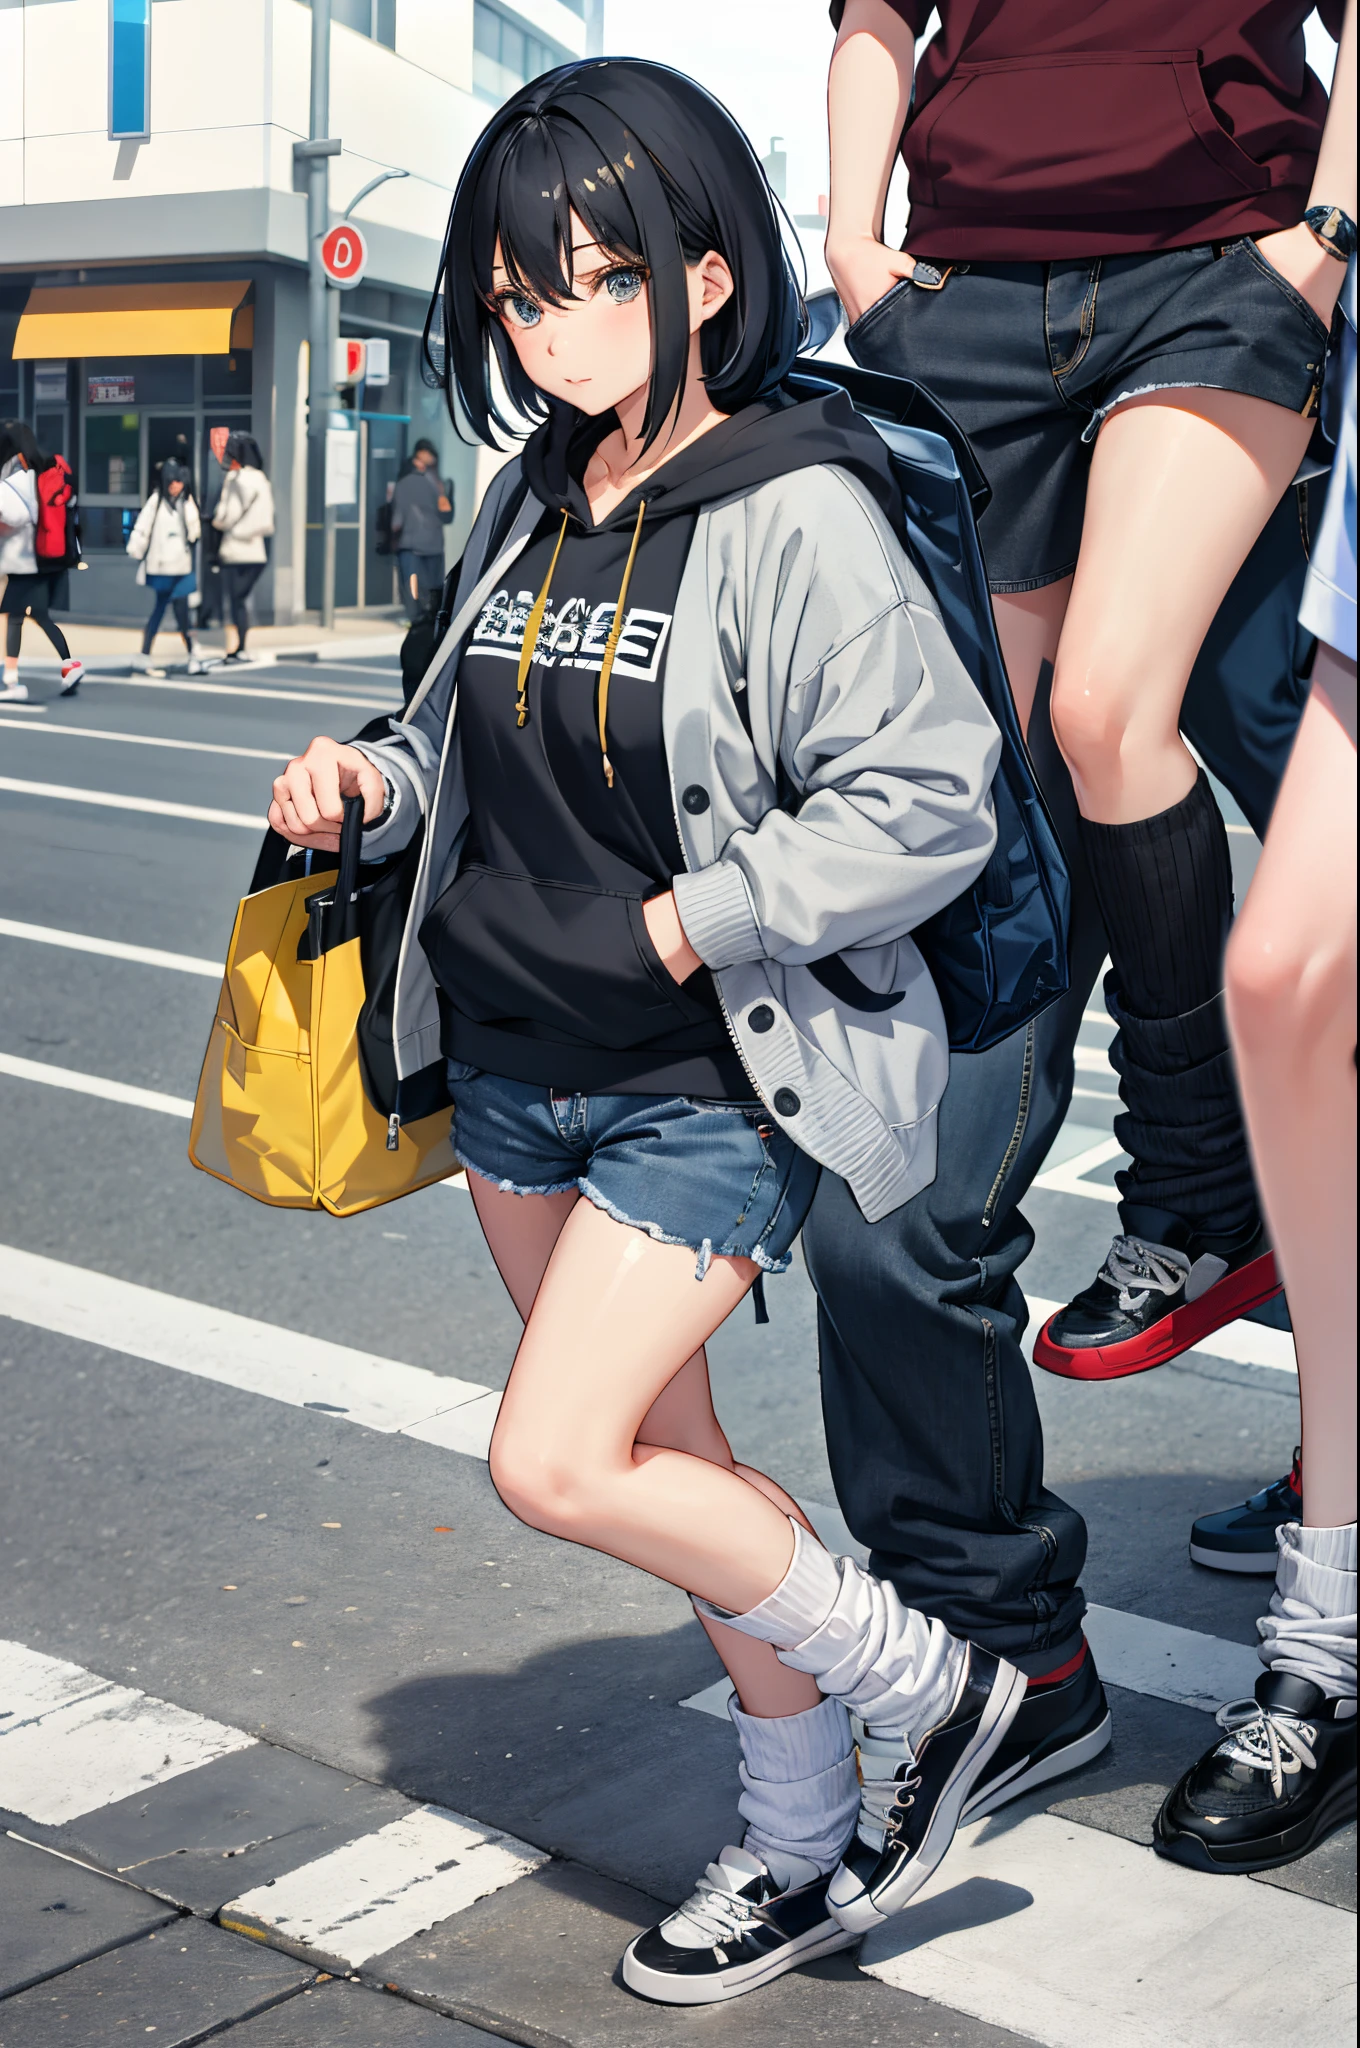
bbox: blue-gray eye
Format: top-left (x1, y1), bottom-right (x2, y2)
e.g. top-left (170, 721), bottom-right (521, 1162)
top-left (504, 294), bottom-right (541, 328)
top-left (605, 268), bottom-right (644, 304)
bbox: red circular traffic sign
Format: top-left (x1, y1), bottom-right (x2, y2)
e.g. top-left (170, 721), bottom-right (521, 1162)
top-left (320, 222), bottom-right (368, 290)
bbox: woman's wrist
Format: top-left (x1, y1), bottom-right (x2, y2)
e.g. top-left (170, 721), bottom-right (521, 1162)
top-left (643, 889), bottom-right (703, 984)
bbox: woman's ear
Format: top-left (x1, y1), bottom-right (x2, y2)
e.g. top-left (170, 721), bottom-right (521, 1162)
top-left (689, 249), bottom-right (735, 333)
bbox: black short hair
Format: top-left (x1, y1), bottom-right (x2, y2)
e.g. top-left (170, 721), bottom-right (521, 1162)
top-left (224, 432), bottom-right (265, 473)
top-left (427, 57), bottom-right (804, 452)
top-left (411, 436), bottom-right (440, 459)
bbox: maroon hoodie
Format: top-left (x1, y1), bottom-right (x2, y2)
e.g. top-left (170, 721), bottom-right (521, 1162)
top-left (831, 1), bottom-right (1344, 258)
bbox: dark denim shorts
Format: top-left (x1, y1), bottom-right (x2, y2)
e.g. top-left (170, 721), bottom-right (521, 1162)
top-left (447, 1064), bottom-right (821, 1278)
top-left (846, 236), bottom-right (1330, 592)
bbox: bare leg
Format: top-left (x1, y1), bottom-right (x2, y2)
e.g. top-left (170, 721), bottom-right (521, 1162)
top-left (1051, 389), bottom-right (1314, 822)
top-left (993, 576), bottom-right (1072, 740)
top-left (1225, 651), bottom-right (1358, 1526)
top-left (467, 1173), bottom-right (817, 1710)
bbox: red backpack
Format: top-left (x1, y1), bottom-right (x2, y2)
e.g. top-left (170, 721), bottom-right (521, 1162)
top-left (36, 455), bottom-right (78, 566)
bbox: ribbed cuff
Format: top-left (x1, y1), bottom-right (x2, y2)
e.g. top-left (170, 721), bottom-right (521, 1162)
top-left (693, 1521), bottom-right (841, 1645)
top-left (728, 1692), bottom-right (853, 1779)
top-left (671, 860), bottom-right (763, 970)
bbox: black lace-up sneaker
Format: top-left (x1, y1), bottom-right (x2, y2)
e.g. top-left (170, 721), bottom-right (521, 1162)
top-left (827, 1646), bottom-right (1028, 1934)
top-left (1033, 1222), bottom-right (1281, 1380)
top-left (621, 1845), bottom-right (855, 2004)
top-left (1189, 1451), bottom-right (1302, 1574)
top-left (1155, 1670), bottom-right (1357, 1873)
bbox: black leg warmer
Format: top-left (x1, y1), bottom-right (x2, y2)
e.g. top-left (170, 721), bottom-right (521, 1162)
top-left (1079, 770), bottom-right (1259, 1247)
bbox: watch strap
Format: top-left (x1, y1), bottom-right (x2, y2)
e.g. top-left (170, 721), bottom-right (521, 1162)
top-left (1304, 205), bottom-right (1358, 262)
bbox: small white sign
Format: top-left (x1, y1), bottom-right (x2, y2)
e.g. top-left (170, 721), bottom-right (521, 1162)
top-left (324, 426), bottom-right (358, 508)
top-left (362, 337), bottom-right (391, 386)
top-left (34, 363), bottom-right (67, 404)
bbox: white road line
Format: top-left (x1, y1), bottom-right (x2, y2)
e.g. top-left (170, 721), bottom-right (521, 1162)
top-left (1071, 1085), bottom-right (1118, 1102)
top-left (858, 1810), bottom-right (1352, 2048)
top-left (0, 1244), bottom-right (497, 1441)
top-left (0, 776), bottom-right (263, 830)
top-left (0, 1638), bottom-right (254, 1826)
top-left (0, 718), bottom-right (284, 762)
top-left (274, 662), bottom-right (402, 680)
top-left (103, 676), bottom-right (398, 712)
top-left (1032, 1134), bottom-right (1123, 1203)
top-left (1073, 1046), bottom-right (1115, 1075)
top-left (0, 1052), bottom-right (195, 1117)
top-left (0, 919), bottom-right (222, 977)
top-left (222, 1806), bottom-right (546, 1970)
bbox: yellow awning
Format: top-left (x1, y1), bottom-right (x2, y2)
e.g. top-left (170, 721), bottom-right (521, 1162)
top-left (13, 281), bottom-right (252, 359)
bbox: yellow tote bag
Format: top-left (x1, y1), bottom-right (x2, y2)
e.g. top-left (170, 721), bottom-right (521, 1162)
top-left (189, 797), bottom-right (457, 1215)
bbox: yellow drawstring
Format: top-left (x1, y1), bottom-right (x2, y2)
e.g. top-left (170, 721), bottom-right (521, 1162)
top-left (596, 498), bottom-right (646, 789)
top-left (515, 508), bottom-right (569, 727)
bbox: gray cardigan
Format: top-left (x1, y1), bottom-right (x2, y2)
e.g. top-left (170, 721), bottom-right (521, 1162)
top-left (354, 455), bottom-right (1000, 1221)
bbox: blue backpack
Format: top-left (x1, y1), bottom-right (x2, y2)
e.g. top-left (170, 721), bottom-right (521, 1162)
top-left (788, 359), bottom-right (1071, 1054)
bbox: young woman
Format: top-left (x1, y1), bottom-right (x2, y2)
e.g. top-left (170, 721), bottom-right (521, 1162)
top-left (269, 59), bottom-right (1017, 2003)
top-left (127, 458), bottom-right (205, 677)
top-left (0, 421), bottom-right (83, 701)
top-left (211, 433), bottom-right (274, 663)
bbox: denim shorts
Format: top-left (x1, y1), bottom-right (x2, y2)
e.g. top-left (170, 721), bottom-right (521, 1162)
top-left (447, 1064), bottom-right (820, 1278)
top-left (846, 237), bottom-right (1330, 591)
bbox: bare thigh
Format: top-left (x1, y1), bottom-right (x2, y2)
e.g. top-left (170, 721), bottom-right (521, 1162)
top-left (993, 578), bottom-right (1072, 740)
top-left (1052, 389), bottom-right (1315, 823)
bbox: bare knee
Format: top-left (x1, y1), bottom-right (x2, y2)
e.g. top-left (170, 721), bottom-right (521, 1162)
top-left (1226, 913), bottom-right (1353, 1061)
top-left (488, 1427), bottom-right (599, 1540)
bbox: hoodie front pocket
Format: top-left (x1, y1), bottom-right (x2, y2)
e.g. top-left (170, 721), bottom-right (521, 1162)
top-left (419, 866), bottom-right (711, 1050)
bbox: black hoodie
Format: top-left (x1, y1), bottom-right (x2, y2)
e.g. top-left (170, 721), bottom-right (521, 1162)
top-left (419, 387), bottom-right (902, 1097)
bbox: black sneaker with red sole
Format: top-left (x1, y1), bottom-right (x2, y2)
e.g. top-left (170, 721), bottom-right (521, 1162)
top-left (1033, 1223), bottom-right (1281, 1380)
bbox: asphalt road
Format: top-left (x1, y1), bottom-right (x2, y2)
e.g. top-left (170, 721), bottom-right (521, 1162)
top-left (0, 656), bottom-right (1352, 2048)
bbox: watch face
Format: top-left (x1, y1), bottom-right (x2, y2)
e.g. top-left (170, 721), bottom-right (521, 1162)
top-left (1307, 206), bottom-right (1358, 258)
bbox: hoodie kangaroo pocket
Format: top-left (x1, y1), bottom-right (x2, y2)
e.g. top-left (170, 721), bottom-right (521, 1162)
top-left (419, 866), bottom-right (710, 1050)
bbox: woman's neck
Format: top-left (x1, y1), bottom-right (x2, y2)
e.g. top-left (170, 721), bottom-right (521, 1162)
top-left (581, 338), bottom-right (727, 524)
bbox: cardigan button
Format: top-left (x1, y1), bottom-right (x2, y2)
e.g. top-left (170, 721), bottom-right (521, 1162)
top-left (749, 1005), bottom-right (775, 1033)
top-left (681, 784), bottom-right (710, 814)
top-left (773, 1088), bottom-right (801, 1117)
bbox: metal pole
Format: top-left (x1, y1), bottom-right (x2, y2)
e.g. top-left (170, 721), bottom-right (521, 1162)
top-left (305, 0), bottom-right (336, 628)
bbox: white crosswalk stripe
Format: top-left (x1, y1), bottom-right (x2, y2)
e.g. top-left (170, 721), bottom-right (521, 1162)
top-left (0, 775), bottom-right (263, 829)
top-left (221, 1807), bottom-right (547, 1970)
top-left (0, 718), bottom-right (285, 762)
top-left (0, 1051), bottom-right (196, 1117)
top-left (0, 919), bottom-right (222, 977)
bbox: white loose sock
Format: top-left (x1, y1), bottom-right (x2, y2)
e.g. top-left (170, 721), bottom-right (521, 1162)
top-left (727, 1693), bottom-right (859, 1880)
top-left (1258, 1521), bottom-right (1358, 1700)
top-left (698, 1520), bottom-right (967, 1746)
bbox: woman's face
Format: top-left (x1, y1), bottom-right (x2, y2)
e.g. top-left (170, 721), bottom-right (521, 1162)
top-left (490, 212), bottom-right (653, 418)
top-left (167, 479), bottom-right (184, 498)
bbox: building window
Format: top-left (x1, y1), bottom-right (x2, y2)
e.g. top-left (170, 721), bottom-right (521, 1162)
top-left (474, 2), bottom-right (570, 101)
top-left (296, 0), bottom-right (396, 49)
top-left (109, 0), bottom-right (150, 139)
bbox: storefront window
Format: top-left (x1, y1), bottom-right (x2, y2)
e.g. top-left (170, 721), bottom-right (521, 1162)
top-left (85, 410), bottom-right (140, 497)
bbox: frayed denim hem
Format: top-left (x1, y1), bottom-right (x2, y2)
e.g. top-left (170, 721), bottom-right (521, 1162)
top-left (576, 1175), bottom-right (793, 1281)
top-left (1081, 378), bottom-right (1221, 443)
top-left (454, 1146), bottom-right (579, 1199)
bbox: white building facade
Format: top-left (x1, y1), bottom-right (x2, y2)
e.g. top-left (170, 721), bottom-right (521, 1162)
top-left (0, 0), bottom-right (593, 623)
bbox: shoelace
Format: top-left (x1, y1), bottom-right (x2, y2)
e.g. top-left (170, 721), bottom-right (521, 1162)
top-left (859, 1766), bottom-right (921, 1842)
top-left (668, 1868), bottom-right (763, 1946)
top-left (1214, 1698), bottom-right (1319, 1799)
top-left (1099, 1234), bottom-right (1191, 1313)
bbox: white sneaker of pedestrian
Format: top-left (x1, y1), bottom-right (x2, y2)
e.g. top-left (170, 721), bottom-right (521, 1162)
top-left (0, 676), bottom-right (29, 701)
top-left (59, 658), bottom-right (84, 695)
top-left (621, 1844), bottom-right (855, 2004)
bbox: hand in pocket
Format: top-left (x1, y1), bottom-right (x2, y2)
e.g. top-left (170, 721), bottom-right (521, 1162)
top-left (826, 235), bottom-right (918, 327)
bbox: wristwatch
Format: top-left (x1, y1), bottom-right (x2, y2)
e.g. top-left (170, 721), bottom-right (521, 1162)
top-left (1303, 205), bottom-right (1357, 262)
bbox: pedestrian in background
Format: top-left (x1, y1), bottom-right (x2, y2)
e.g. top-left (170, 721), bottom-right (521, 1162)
top-left (212, 432), bottom-right (275, 664)
top-left (390, 436), bottom-right (453, 622)
top-left (0, 420), bottom-right (84, 701)
top-left (127, 457), bottom-right (205, 677)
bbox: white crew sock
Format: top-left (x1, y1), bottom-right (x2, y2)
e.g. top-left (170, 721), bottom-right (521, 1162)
top-left (727, 1692), bottom-right (859, 1881)
top-left (1258, 1521), bottom-right (1358, 1700)
top-left (697, 1520), bottom-right (967, 1745)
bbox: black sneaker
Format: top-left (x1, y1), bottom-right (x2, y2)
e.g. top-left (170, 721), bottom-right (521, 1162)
top-left (1189, 1451), bottom-right (1302, 1575)
top-left (1033, 1222), bottom-right (1281, 1381)
top-left (1155, 1670), bottom-right (1357, 1873)
top-left (827, 1645), bottom-right (1028, 1934)
top-left (960, 1639), bottom-right (1111, 1820)
top-left (620, 1845), bottom-right (854, 2004)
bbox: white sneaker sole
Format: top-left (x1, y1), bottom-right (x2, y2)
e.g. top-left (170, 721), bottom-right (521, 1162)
top-left (1188, 1541), bottom-right (1278, 1575)
top-left (960, 1707), bottom-right (1112, 1823)
top-left (829, 1658), bottom-right (1029, 1934)
top-left (621, 1919), bottom-right (856, 2005)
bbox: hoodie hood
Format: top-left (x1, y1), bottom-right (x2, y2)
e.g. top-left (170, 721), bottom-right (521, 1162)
top-left (521, 384), bottom-right (903, 535)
